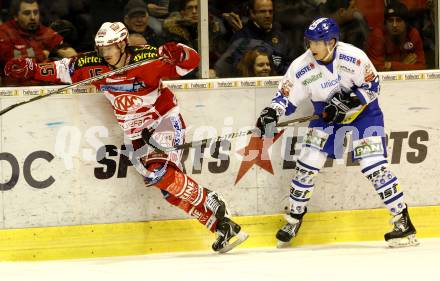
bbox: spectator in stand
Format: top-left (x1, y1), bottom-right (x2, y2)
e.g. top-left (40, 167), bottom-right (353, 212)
top-left (123, 0), bottom-right (167, 47)
top-left (320, 0), bottom-right (369, 49)
top-left (49, 19), bottom-right (78, 58)
top-left (215, 0), bottom-right (295, 77)
top-left (210, 0), bottom-right (248, 34)
top-left (145, 0), bottom-right (170, 35)
top-left (0, 0), bottom-right (69, 71)
top-left (356, 0), bottom-right (384, 31)
top-left (33, 0), bottom-right (93, 52)
top-left (236, 48), bottom-right (274, 77)
top-left (163, 0), bottom-right (198, 49)
top-left (275, 0), bottom-right (321, 59)
top-left (366, 1), bottom-right (426, 71)
top-left (403, 0), bottom-right (436, 68)
top-left (129, 33), bottom-right (148, 46)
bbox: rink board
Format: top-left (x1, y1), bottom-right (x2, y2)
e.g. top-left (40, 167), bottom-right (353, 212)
top-left (1, 71), bottom-right (440, 260)
top-left (0, 205), bottom-right (439, 261)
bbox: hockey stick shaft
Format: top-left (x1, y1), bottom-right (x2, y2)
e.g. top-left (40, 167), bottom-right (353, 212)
top-left (0, 58), bottom-right (160, 116)
top-left (147, 114), bottom-right (320, 153)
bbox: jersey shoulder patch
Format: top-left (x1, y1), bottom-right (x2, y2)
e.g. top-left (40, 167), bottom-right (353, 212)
top-left (73, 51), bottom-right (104, 69)
top-left (129, 45), bottom-right (159, 63)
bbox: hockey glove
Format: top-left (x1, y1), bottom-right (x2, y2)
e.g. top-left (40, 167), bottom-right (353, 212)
top-left (323, 91), bottom-right (361, 124)
top-left (256, 107), bottom-right (279, 138)
top-left (4, 57), bottom-right (37, 80)
top-left (158, 42), bottom-right (185, 65)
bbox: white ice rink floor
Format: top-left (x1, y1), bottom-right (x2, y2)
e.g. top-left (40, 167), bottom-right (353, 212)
top-left (1, 238), bottom-right (439, 281)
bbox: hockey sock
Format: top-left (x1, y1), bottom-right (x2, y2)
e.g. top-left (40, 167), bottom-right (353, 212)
top-left (148, 163), bottom-right (218, 231)
top-left (162, 191), bottom-right (218, 232)
top-left (148, 163), bottom-right (206, 206)
top-left (288, 160), bottom-right (320, 215)
top-left (361, 160), bottom-right (405, 215)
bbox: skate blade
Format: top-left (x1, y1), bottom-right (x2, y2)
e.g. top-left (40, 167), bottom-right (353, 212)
top-left (387, 234), bottom-right (420, 248)
top-left (218, 231), bottom-right (249, 254)
top-left (276, 240), bottom-right (292, 249)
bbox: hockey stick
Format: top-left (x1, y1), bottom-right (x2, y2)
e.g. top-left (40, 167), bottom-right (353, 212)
top-left (144, 114), bottom-right (320, 153)
top-left (0, 58), bottom-right (160, 116)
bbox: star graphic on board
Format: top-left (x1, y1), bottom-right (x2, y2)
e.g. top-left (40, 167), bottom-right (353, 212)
top-left (234, 130), bottom-right (285, 185)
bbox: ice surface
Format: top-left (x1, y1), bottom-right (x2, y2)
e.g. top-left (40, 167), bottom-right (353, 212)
top-left (1, 238), bottom-right (439, 281)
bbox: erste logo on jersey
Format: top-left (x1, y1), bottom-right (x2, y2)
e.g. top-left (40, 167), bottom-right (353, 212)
top-left (295, 63), bottom-right (315, 78)
top-left (113, 94), bottom-right (143, 112)
top-left (339, 53), bottom-right (361, 65)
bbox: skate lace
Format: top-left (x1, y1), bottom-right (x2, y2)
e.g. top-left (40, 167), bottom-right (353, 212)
top-left (281, 223), bottom-right (297, 235)
top-left (206, 193), bottom-right (221, 213)
top-left (390, 213), bottom-right (407, 232)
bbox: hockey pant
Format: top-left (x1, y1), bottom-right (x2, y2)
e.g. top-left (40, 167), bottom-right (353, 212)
top-left (146, 162), bottom-right (219, 232)
top-left (288, 146), bottom-right (406, 216)
top-left (131, 113), bottom-right (219, 232)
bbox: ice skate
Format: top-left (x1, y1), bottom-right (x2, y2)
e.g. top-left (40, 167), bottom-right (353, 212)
top-left (385, 205), bottom-right (419, 248)
top-left (212, 217), bottom-right (249, 253)
top-left (276, 210), bottom-right (306, 248)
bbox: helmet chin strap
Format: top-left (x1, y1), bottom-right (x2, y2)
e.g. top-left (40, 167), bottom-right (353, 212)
top-left (108, 42), bottom-right (127, 68)
top-left (321, 42), bottom-right (337, 63)
top-left (110, 48), bottom-right (125, 68)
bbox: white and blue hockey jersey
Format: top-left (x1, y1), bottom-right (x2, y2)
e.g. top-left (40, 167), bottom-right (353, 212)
top-left (271, 42), bottom-right (380, 124)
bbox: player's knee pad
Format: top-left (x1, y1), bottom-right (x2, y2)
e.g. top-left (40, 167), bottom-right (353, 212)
top-left (297, 146), bottom-right (327, 171)
top-left (150, 164), bottom-right (205, 206)
top-left (143, 162), bottom-right (169, 187)
top-left (359, 155), bottom-right (390, 183)
top-left (292, 160), bottom-right (320, 188)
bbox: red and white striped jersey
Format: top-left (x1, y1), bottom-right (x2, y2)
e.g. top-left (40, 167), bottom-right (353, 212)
top-left (34, 44), bottom-right (200, 139)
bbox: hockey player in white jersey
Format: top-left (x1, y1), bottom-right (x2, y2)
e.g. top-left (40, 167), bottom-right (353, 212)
top-left (256, 17), bottom-right (418, 248)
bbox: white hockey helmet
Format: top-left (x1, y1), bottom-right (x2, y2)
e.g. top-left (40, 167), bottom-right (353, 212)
top-left (95, 22), bottom-right (129, 47)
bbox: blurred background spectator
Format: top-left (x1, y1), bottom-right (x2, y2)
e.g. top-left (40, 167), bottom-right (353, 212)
top-left (0, 0), bottom-right (437, 84)
top-left (39, 0), bottom-right (93, 52)
top-left (319, 0), bottom-right (369, 49)
top-left (236, 47), bottom-right (275, 77)
top-left (128, 32), bottom-right (148, 46)
top-left (123, 0), bottom-right (167, 47)
top-left (208, 0), bottom-right (248, 72)
top-left (366, 1), bottom-right (426, 71)
top-left (275, 0), bottom-right (321, 59)
top-left (163, 0), bottom-right (198, 49)
top-left (215, 0), bottom-right (295, 77)
top-left (49, 19), bottom-right (78, 58)
top-left (0, 0), bottom-right (74, 76)
top-left (356, 0), bottom-right (385, 31)
top-left (145, 0), bottom-right (171, 35)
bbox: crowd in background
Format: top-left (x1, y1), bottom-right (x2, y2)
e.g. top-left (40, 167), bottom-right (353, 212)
top-left (0, 0), bottom-right (437, 85)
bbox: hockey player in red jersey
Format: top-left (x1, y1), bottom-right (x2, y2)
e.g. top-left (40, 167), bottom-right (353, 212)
top-left (4, 22), bottom-right (248, 253)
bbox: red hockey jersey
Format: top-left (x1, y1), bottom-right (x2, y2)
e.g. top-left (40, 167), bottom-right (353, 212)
top-left (34, 44), bottom-right (200, 139)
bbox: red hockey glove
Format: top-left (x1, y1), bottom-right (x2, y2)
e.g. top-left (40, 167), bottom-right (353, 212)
top-left (4, 57), bottom-right (37, 80)
top-left (158, 42), bottom-right (185, 65)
